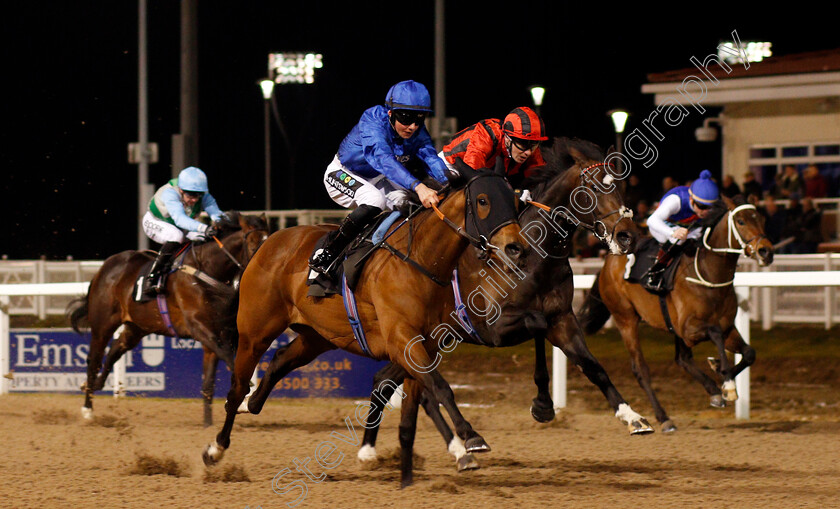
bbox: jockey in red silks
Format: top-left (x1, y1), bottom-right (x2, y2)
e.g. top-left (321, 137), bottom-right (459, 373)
top-left (440, 106), bottom-right (548, 192)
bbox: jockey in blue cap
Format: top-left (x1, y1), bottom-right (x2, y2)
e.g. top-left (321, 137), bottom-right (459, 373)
top-left (644, 169), bottom-right (720, 291)
top-left (139, 166), bottom-right (224, 298)
top-left (310, 79), bottom-right (449, 275)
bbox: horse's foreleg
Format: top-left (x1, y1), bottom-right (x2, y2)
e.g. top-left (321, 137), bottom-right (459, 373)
top-left (399, 379), bottom-right (423, 489)
top-left (615, 316), bottom-right (675, 432)
top-left (674, 335), bottom-right (726, 407)
top-left (418, 389), bottom-right (480, 471)
top-left (708, 326), bottom-right (738, 402)
top-left (724, 327), bottom-right (755, 380)
top-left (548, 313), bottom-right (653, 435)
top-left (530, 335), bottom-right (555, 423)
top-left (201, 349), bottom-right (219, 427)
top-left (244, 331), bottom-right (333, 415)
top-left (400, 338), bottom-right (490, 454)
top-left (358, 363), bottom-right (408, 462)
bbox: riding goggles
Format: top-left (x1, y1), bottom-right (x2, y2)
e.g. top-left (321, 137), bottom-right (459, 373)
top-left (182, 190), bottom-right (205, 199)
top-left (510, 137), bottom-right (540, 152)
top-left (393, 110), bottom-right (426, 127)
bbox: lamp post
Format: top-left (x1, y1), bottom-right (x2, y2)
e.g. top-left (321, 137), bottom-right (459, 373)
top-left (529, 86), bottom-right (545, 116)
top-left (608, 109), bottom-right (629, 175)
top-left (259, 79), bottom-right (275, 210)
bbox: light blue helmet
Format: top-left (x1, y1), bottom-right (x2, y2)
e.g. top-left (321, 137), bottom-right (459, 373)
top-left (689, 169), bottom-right (719, 204)
top-left (384, 80), bottom-right (433, 113)
top-left (178, 166), bottom-right (208, 193)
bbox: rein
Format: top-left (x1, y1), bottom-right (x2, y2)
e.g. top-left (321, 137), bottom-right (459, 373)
top-left (686, 204), bottom-right (763, 287)
top-left (179, 226), bottom-right (269, 290)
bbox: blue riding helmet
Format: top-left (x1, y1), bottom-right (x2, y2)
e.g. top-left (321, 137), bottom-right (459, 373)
top-left (178, 166), bottom-right (209, 193)
top-left (689, 169), bottom-right (719, 204)
top-left (384, 80), bottom-right (433, 113)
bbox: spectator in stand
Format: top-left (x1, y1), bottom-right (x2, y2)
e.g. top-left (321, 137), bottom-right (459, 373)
top-left (661, 175), bottom-right (678, 194)
top-left (741, 171), bottom-right (763, 201)
top-left (623, 173), bottom-right (645, 212)
top-left (803, 164), bottom-right (828, 199)
top-left (720, 174), bottom-right (742, 198)
top-left (790, 197), bottom-right (823, 253)
top-left (775, 165), bottom-right (803, 199)
top-left (760, 195), bottom-right (787, 245)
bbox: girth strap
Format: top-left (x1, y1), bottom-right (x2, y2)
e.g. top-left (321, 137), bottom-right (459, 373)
top-left (658, 295), bottom-right (676, 335)
top-left (342, 274), bottom-right (373, 356)
top-left (156, 293), bottom-right (179, 338)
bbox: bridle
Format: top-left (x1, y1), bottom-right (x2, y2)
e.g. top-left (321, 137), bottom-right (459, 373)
top-left (686, 204), bottom-right (767, 287)
top-left (577, 162), bottom-right (634, 245)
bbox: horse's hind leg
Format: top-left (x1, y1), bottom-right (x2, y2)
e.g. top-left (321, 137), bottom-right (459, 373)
top-left (399, 378), bottom-right (423, 489)
top-left (358, 363), bottom-right (408, 461)
top-left (530, 335), bottom-right (555, 423)
top-left (724, 327), bottom-right (755, 380)
top-left (81, 318), bottom-right (123, 419)
top-left (201, 349), bottom-right (219, 427)
top-left (548, 313), bottom-right (653, 435)
top-left (674, 335), bottom-right (726, 407)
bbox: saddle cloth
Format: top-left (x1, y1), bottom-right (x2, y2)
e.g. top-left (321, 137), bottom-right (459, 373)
top-left (624, 237), bottom-right (691, 295)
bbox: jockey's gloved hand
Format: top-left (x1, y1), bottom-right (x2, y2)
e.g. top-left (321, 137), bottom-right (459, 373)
top-left (517, 189), bottom-right (532, 204)
top-left (204, 226), bottom-right (218, 240)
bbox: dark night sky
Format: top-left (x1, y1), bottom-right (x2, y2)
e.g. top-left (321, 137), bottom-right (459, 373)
top-left (3, 3), bottom-right (837, 259)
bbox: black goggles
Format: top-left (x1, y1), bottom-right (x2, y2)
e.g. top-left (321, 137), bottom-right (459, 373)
top-left (182, 190), bottom-right (204, 199)
top-left (393, 110), bottom-right (426, 126)
top-left (693, 199), bottom-right (712, 210)
top-left (510, 137), bottom-right (540, 152)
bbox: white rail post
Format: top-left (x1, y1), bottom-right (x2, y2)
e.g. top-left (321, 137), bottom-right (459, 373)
top-left (734, 285), bottom-right (751, 420)
top-left (112, 325), bottom-right (127, 398)
top-left (552, 346), bottom-right (566, 409)
top-left (0, 295), bottom-right (9, 395)
top-left (825, 253), bottom-right (832, 330)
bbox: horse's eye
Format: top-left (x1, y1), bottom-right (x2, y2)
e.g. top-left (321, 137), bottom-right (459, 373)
top-left (737, 219), bottom-right (745, 226)
top-left (477, 197), bottom-right (488, 206)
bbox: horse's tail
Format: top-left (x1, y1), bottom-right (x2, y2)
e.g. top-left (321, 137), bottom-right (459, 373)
top-left (577, 271), bottom-right (611, 335)
top-left (66, 291), bottom-right (90, 335)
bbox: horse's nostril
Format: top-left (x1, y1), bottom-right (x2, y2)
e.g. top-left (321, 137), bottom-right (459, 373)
top-left (505, 242), bottom-right (524, 259)
top-left (617, 231), bottom-right (633, 246)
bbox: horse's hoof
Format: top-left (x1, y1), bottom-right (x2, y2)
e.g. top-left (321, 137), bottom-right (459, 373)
top-left (710, 394), bottom-right (726, 408)
top-left (628, 418), bottom-right (655, 435)
top-left (464, 436), bottom-right (491, 454)
top-left (456, 454), bottom-right (480, 472)
top-left (202, 442), bottom-right (225, 466)
top-left (357, 444), bottom-right (377, 462)
top-left (721, 380), bottom-right (738, 402)
top-left (661, 420), bottom-right (678, 433)
top-left (530, 402), bottom-right (555, 423)
top-left (80, 406), bottom-right (93, 420)
top-left (400, 475), bottom-right (413, 489)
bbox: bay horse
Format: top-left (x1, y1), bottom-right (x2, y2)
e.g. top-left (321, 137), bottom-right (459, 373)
top-left (201, 163), bottom-right (526, 487)
top-left (353, 138), bottom-right (655, 471)
top-left (578, 195), bottom-right (774, 432)
top-left (66, 211), bottom-right (269, 426)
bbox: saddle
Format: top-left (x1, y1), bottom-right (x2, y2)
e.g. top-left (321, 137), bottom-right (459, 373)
top-left (133, 260), bottom-right (172, 303)
top-left (624, 237), bottom-right (695, 295)
top-left (306, 210), bottom-right (404, 298)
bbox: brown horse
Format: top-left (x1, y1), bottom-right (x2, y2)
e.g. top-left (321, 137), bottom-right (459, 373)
top-left (66, 211), bottom-right (269, 426)
top-left (201, 163), bottom-right (526, 487)
top-left (351, 138), bottom-right (653, 471)
top-left (578, 196), bottom-right (774, 432)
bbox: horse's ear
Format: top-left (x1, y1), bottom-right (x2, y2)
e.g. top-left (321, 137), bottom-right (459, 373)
top-left (453, 158), bottom-right (478, 182)
top-left (721, 194), bottom-right (735, 209)
top-left (568, 147), bottom-right (587, 167)
top-left (493, 154), bottom-right (506, 177)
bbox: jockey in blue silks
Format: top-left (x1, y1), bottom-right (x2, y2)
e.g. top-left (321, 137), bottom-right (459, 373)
top-left (140, 166), bottom-right (224, 297)
top-left (644, 169), bottom-right (720, 291)
top-left (310, 80), bottom-right (450, 274)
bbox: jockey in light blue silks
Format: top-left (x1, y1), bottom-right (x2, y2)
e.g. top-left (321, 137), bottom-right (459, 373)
top-left (309, 80), bottom-right (450, 275)
top-left (644, 169), bottom-right (720, 291)
top-left (139, 166), bottom-right (224, 297)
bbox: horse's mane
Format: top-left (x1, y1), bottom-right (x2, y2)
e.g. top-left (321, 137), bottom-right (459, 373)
top-left (523, 137), bottom-right (606, 198)
top-left (213, 211), bottom-right (243, 238)
top-left (697, 195), bottom-right (745, 229)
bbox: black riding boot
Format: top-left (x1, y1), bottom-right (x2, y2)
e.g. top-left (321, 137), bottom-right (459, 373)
top-left (142, 241), bottom-right (181, 297)
top-left (309, 204), bottom-right (381, 274)
top-left (645, 242), bottom-right (684, 291)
